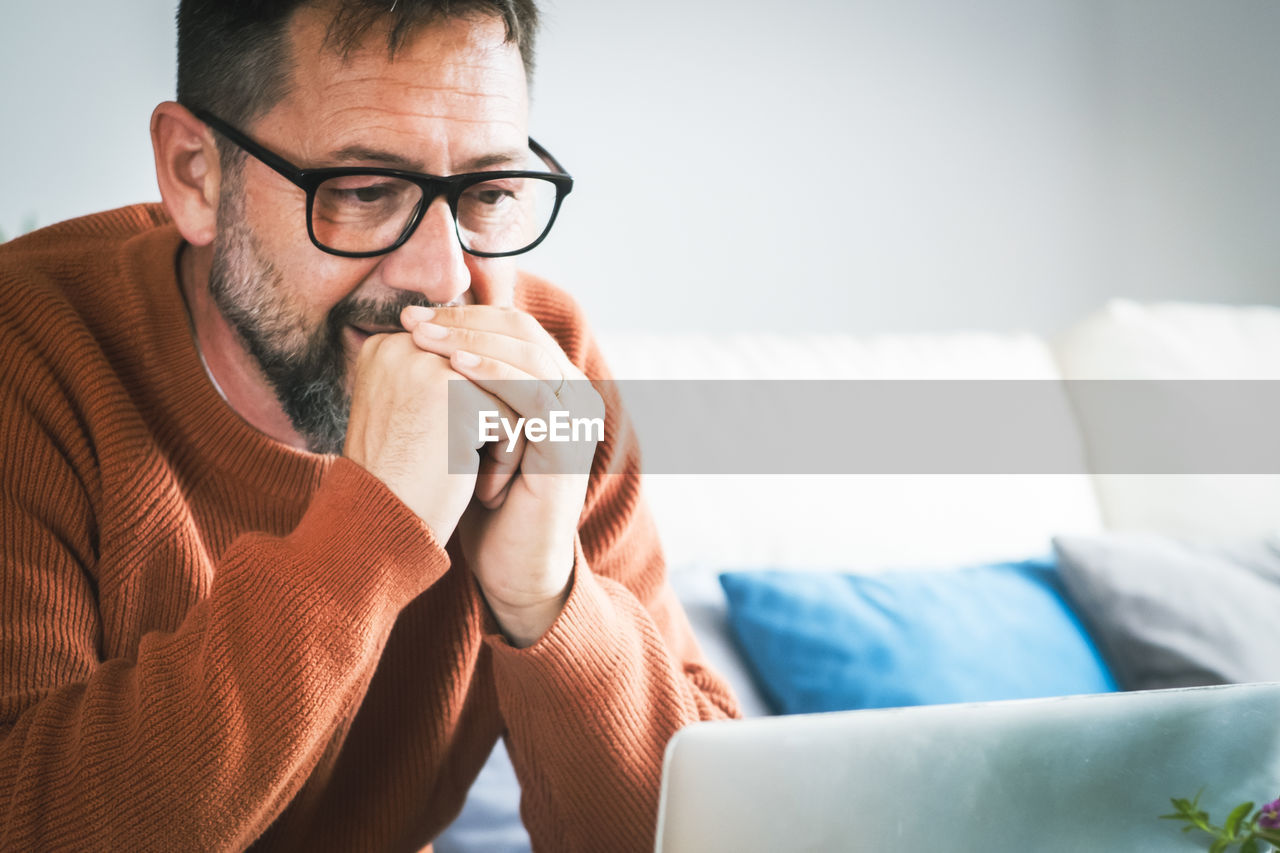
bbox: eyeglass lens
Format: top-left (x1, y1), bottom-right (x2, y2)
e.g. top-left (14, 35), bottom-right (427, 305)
top-left (311, 162), bottom-right (561, 256)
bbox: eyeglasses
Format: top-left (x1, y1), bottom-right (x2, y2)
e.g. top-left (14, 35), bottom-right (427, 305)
top-left (189, 107), bottom-right (573, 259)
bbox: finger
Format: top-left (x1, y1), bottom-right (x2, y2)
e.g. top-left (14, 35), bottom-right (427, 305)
top-left (411, 321), bottom-right (566, 386)
top-left (450, 349), bottom-right (561, 420)
top-left (404, 305), bottom-right (565, 362)
top-left (354, 324), bottom-right (391, 369)
top-left (473, 391), bottom-right (525, 503)
top-left (451, 350), bottom-right (604, 481)
top-left (488, 476), bottom-right (515, 508)
top-left (476, 429), bottom-right (523, 508)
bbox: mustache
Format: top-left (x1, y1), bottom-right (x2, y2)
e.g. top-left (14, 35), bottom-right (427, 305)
top-left (330, 290), bottom-right (464, 331)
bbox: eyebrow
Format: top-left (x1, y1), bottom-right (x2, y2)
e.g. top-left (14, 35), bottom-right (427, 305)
top-left (328, 145), bottom-right (528, 173)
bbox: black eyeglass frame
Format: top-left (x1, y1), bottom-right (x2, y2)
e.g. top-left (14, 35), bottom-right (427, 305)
top-left (188, 107), bottom-right (574, 259)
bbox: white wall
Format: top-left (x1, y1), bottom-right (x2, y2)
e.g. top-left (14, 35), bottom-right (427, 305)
top-left (0, 3), bottom-right (177, 241)
top-left (529, 0), bottom-right (1116, 334)
top-left (2, 1), bottom-right (1277, 334)
top-left (1100, 1), bottom-right (1280, 311)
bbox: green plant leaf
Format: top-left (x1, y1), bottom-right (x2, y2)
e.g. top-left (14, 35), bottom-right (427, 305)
top-left (1241, 838), bottom-right (1260, 853)
top-left (1210, 839), bottom-right (1230, 853)
top-left (1228, 803), bottom-right (1256, 836)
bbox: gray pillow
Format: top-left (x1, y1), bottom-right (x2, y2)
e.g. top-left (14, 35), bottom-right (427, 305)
top-left (1053, 533), bottom-right (1280, 690)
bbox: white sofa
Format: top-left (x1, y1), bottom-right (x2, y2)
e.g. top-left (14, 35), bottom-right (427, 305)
top-left (436, 299), bottom-right (1280, 851)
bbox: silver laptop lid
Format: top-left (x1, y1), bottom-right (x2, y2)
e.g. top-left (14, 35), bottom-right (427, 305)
top-left (655, 682), bottom-right (1280, 853)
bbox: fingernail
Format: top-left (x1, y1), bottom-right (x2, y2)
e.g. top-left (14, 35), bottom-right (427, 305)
top-left (419, 322), bottom-right (449, 339)
top-left (454, 350), bottom-right (481, 367)
top-left (405, 306), bottom-right (435, 322)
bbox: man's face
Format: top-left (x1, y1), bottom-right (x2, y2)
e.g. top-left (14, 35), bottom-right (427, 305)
top-left (207, 8), bottom-right (529, 453)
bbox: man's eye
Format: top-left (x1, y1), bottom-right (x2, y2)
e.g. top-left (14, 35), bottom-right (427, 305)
top-left (329, 183), bottom-right (395, 203)
top-left (345, 186), bottom-right (391, 203)
top-left (318, 178), bottom-right (412, 208)
top-left (466, 185), bottom-right (516, 206)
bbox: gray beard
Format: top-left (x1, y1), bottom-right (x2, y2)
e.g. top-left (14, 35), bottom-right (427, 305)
top-left (206, 188), bottom-right (439, 454)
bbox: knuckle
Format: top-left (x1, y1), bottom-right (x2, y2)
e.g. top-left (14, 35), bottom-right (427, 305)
top-left (535, 384), bottom-right (559, 412)
top-left (417, 354), bottom-right (454, 390)
top-left (384, 332), bottom-right (414, 358)
top-left (516, 312), bottom-right (544, 339)
top-left (535, 349), bottom-right (560, 380)
top-left (360, 332), bottom-right (386, 359)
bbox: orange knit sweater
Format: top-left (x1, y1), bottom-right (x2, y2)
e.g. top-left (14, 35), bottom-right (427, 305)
top-left (0, 205), bottom-right (738, 852)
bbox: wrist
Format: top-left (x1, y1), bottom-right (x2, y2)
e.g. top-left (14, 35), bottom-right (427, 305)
top-left (483, 573), bottom-right (573, 649)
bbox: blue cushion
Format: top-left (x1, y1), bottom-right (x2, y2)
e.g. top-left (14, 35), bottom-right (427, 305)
top-left (719, 558), bottom-right (1117, 714)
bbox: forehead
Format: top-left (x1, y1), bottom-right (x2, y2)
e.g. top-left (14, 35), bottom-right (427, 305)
top-left (264, 8), bottom-right (529, 170)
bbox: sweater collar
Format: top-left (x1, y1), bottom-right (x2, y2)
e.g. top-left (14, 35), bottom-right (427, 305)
top-left (122, 219), bottom-right (334, 500)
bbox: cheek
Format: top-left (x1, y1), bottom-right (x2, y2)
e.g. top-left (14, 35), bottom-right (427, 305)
top-left (242, 179), bottom-right (374, 319)
top-left (265, 249), bottom-right (372, 337)
top-left (268, 240), bottom-right (376, 322)
top-left (303, 255), bottom-right (381, 316)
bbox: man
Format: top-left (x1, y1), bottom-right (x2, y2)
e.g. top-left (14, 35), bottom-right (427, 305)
top-left (0, 1), bottom-right (738, 849)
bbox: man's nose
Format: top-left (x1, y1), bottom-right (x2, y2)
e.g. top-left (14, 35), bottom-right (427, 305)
top-left (375, 195), bottom-right (470, 305)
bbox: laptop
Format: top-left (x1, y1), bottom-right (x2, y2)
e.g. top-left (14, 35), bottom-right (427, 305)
top-left (655, 682), bottom-right (1280, 852)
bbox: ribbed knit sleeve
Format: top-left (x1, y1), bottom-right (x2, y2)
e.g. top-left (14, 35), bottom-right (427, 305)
top-left (0, 377), bottom-right (449, 852)
top-left (488, 542), bottom-right (737, 853)
top-left (493, 279), bottom-right (741, 852)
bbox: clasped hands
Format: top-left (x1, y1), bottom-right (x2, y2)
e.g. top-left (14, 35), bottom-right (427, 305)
top-left (343, 304), bottom-right (604, 647)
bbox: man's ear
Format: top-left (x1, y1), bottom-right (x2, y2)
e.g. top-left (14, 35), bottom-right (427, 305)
top-left (151, 101), bottom-right (221, 247)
